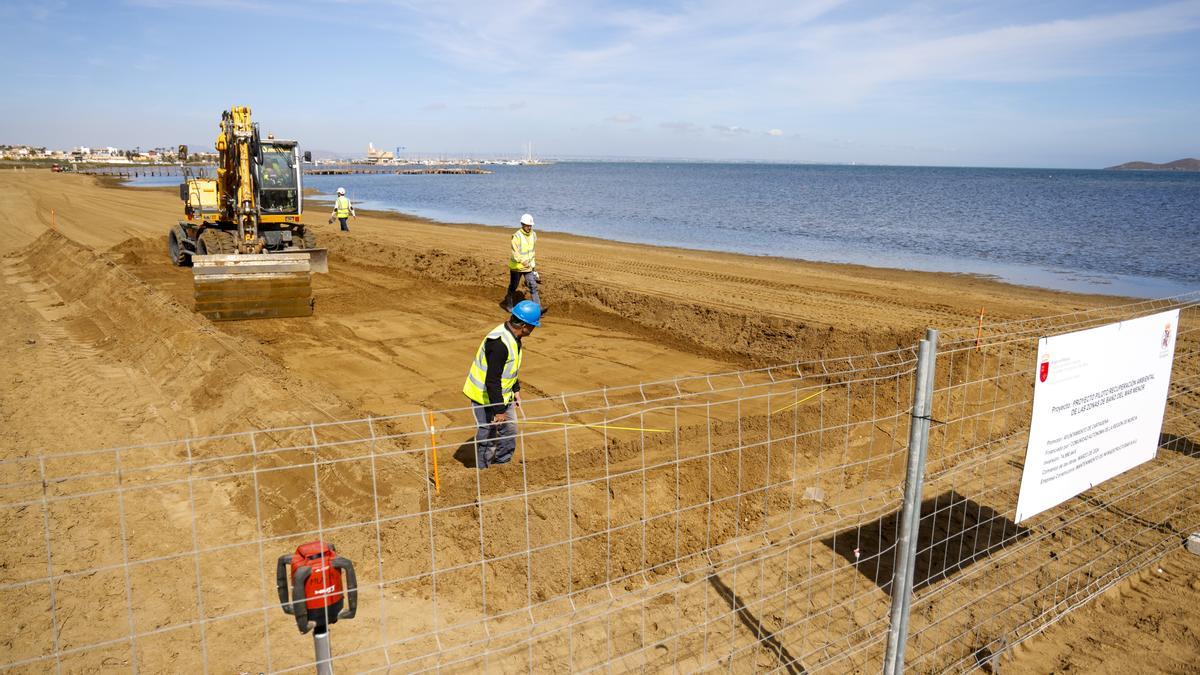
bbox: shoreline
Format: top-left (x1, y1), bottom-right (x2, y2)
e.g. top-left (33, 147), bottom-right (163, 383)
top-left (300, 181), bottom-right (1198, 300)
top-left (120, 171), bottom-right (1196, 300)
top-left (132, 175), bottom-right (1012, 292)
top-left (302, 189), bottom-right (1158, 303)
top-left (104, 171), bottom-right (1184, 311)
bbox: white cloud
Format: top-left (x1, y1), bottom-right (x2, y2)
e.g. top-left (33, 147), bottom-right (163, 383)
top-left (361, 0), bottom-right (578, 73)
top-left (606, 113), bottom-right (639, 124)
top-left (660, 121), bottom-right (703, 134)
top-left (319, 0), bottom-right (1200, 124)
top-left (125, 0), bottom-right (285, 11)
top-left (469, 101), bottom-right (527, 111)
top-left (793, 1), bottom-right (1200, 103)
top-left (48, 0), bottom-right (1199, 165)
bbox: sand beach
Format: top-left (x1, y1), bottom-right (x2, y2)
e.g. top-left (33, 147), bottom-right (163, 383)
top-left (1, 169), bottom-right (1197, 672)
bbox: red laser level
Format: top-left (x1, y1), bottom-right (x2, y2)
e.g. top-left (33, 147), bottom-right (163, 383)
top-left (276, 541), bottom-right (358, 634)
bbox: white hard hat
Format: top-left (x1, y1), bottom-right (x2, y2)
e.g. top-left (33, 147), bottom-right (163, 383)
top-left (337, 187), bottom-right (346, 195)
top-left (520, 213), bottom-right (534, 226)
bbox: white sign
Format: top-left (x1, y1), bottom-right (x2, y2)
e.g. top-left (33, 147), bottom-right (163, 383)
top-left (1015, 309), bottom-right (1179, 523)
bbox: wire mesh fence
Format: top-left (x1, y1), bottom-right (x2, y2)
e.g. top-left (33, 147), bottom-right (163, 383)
top-left (897, 294), bottom-right (1200, 672)
top-left (1, 292), bottom-right (1198, 673)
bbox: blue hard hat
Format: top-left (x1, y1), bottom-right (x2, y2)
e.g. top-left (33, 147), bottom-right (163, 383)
top-left (511, 300), bottom-right (541, 327)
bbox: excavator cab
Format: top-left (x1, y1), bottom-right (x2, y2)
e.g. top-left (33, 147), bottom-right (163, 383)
top-left (258, 144), bottom-right (299, 213)
top-left (168, 107), bottom-right (327, 320)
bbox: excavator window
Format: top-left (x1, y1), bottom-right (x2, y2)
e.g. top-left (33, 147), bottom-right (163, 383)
top-left (259, 146), bottom-right (299, 214)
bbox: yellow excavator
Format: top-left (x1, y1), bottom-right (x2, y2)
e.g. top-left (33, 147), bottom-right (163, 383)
top-left (168, 106), bottom-right (328, 320)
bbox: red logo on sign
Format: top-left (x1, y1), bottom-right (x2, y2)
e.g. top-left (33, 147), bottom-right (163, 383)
top-left (1039, 360), bottom-right (1049, 383)
top-left (1162, 324), bottom-right (1171, 349)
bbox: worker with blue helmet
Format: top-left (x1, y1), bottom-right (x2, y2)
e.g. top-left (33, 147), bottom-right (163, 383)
top-left (462, 300), bottom-right (542, 468)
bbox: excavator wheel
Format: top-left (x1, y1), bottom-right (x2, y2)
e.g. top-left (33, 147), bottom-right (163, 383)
top-left (295, 229), bottom-right (318, 249)
top-left (197, 228), bottom-right (237, 255)
top-left (167, 229), bottom-right (191, 267)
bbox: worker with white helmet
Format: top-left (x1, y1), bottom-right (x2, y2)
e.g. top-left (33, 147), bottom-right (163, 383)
top-left (330, 187), bottom-right (355, 232)
top-left (505, 213), bottom-right (539, 309)
top-left (463, 300), bottom-right (542, 468)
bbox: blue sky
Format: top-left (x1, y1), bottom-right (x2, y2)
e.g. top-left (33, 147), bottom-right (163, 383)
top-left (2, 0), bottom-right (1198, 167)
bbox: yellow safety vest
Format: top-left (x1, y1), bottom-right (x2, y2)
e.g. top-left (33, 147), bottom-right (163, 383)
top-left (462, 323), bottom-right (522, 405)
top-left (335, 196), bottom-right (351, 218)
top-left (508, 229), bottom-right (537, 271)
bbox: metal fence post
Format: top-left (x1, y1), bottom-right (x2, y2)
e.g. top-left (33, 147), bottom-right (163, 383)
top-left (883, 328), bottom-right (939, 675)
top-left (313, 629), bottom-right (333, 675)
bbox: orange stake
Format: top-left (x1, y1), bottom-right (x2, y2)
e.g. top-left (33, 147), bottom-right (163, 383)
top-left (50, 208), bottom-right (57, 230)
top-left (976, 307), bottom-right (986, 350)
top-left (427, 411), bottom-right (441, 496)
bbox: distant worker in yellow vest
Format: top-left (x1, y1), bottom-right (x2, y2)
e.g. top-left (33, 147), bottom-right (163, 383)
top-left (505, 213), bottom-right (539, 310)
top-left (463, 300), bottom-right (541, 468)
top-left (330, 187), bottom-right (355, 232)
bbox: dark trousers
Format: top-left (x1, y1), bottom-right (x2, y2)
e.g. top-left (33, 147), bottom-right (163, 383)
top-left (338, 217), bottom-right (349, 232)
top-left (506, 270), bottom-right (540, 306)
top-left (472, 402), bottom-right (516, 468)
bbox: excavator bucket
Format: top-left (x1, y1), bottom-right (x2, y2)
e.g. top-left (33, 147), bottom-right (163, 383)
top-left (291, 247), bottom-right (328, 274)
top-left (192, 253), bottom-right (316, 320)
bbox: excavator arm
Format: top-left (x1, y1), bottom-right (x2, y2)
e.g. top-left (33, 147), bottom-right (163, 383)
top-left (215, 106), bottom-right (263, 251)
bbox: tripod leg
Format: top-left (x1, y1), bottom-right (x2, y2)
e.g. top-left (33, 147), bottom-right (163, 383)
top-left (314, 629), bottom-right (333, 675)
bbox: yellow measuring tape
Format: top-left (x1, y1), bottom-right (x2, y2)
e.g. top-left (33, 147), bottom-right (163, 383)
top-left (521, 420), bottom-right (670, 433)
top-left (772, 389), bottom-right (825, 414)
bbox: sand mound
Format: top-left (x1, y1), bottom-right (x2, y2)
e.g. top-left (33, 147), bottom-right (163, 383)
top-left (324, 235), bottom-right (920, 366)
top-left (0, 230), bottom-right (355, 451)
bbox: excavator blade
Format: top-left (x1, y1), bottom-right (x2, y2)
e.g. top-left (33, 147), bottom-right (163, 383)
top-left (289, 247), bottom-right (328, 274)
top-left (192, 253), bottom-right (315, 320)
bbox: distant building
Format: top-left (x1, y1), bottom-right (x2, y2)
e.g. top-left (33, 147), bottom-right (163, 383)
top-left (365, 142), bottom-right (395, 164)
top-left (1, 145), bottom-right (52, 159)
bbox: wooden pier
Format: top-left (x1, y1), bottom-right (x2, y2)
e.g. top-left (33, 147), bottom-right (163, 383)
top-left (305, 167), bottom-right (492, 175)
top-left (77, 168), bottom-right (198, 178)
top-left (73, 165), bottom-right (492, 178)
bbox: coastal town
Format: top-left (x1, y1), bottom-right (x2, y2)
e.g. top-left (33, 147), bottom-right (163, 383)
top-left (0, 143), bottom-right (207, 164)
top-left (0, 141), bottom-right (551, 167)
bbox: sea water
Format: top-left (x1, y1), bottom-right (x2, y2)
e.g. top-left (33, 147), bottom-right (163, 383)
top-left (135, 162), bottom-right (1200, 298)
